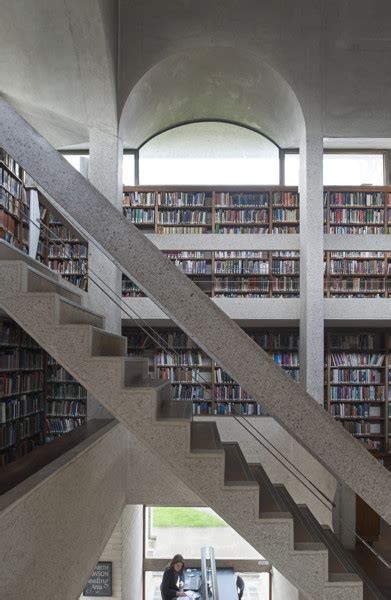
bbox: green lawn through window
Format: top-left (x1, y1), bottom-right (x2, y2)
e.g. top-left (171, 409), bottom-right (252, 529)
top-left (152, 507), bottom-right (227, 528)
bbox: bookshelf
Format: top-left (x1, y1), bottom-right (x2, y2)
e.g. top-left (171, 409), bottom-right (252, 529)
top-left (123, 326), bottom-right (299, 417)
top-left (0, 317), bottom-right (87, 468)
top-left (323, 188), bottom-right (391, 234)
top-left (0, 317), bottom-right (45, 467)
top-left (1, 148), bottom-right (89, 291)
top-left (0, 148), bottom-right (28, 253)
top-left (46, 358), bottom-right (87, 442)
top-left (324, 251), bottom-right (389, 298)
top-left (324, 329), bottom-right (390, 455)
top-left (123, 187), bottom-right (300, 233)
top-left (122, 250), bottom-right (300, 298)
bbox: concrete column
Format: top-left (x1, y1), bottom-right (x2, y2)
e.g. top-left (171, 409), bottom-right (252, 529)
top-left (87, 127), bottom-right (123, 418)
top-left (299, 134), bottom-right (324, 403)
top-left (121, 505), bottom-right (144, 600)
top-left (87, 126), bottom-right (123, 334)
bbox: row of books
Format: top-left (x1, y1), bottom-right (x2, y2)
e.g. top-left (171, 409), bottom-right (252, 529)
top-left (329, 369), bottom-right (382, 384)
top-left (328, 225), bottom-right (385, 234)
top-left (272, 208), bottom-right (299, 222)
top-left (46, 400), bottom-right (86, 417)
top-left (329, 209), bottom-right (384, 224)
top-left (0, 372), bottom-right (44, 397)
top-left (157, 226), bottom-right (209, 234)
top-left (329, 260), bottom-right (385, 275)
top-left (48, 243), bottom-right (87, 259)
top-left (329, 334), bottom-right (380, 350)
top-left (326, 279), bottom-right (385, 293)
top-left (48, 259), bottom-right (87, 275)
top-left (215, 260), bottom-right (269, 275)
top-left (215, 209), bottom-right (268, 223)
top-left (0, 149), bottom-right (21, 179)
top-left (212, 402), bottom-right (265, 416)
top-left (156, 351), bottom-right (210, 366)
top-left (46, 382), bottom-right (87, 399)
top-left (0, 395), bottom-right (44, 423)
top-left (174, 260), bottom-right (212, 274)
top-left (342, 421), bottom-right (381, 435)
top-left (157, 367), bottom-right (207, 383)
top-left (0, 167), bottom-right (22, 198)
top-left (45, 417), bottom-right (85, 434)
top-left (330, 352), bottom-right (384, 367)
top-left (0, 187), bottom-right (22, 219)
top-left (159, 210), bottom-right (211, 225)
top-left (125, 191), bottom-right (299, 208)
top-left (48, 225), bottom-right (81, 242)
top-left (330, 386), bottom-right (384, 401)
top-left (327, 192), bottom-right (387, 207)
top-left (331, 404), bottom-right (381, 417)
top-left (0, 349), bottom-right (44, 370)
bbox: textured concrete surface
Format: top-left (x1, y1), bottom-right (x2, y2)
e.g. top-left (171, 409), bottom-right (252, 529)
top-left (0, 421), bottom-right (127, 600)
top-left (146, 233), bottom-right (301, 251)
top-left (121, 505), bottom-right (144, 600)
top-left (0, 262), bottom-right (365, 600)
top-left (0, 107), bottom-right (389, 534)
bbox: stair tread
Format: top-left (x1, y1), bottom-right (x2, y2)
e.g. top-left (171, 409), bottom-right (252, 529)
top-left (223, 442), bottom-right (257, 484)
top-left (191, 421), bottom-right (223, 452)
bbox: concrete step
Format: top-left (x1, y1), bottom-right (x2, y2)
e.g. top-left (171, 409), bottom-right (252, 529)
top-left (249, 463), bottom-right (289, 515)
top-left (59, 297), bottom-right (104, 328)
top-left (157, 399), bottom-right (192, 421)
top-left (123, 356), bottom-right (149, 386)
top-left (27, 266), bottom-right (82, 304)
top-left (90, 327), bottom-right (127, 357)
top-left (274, 485), bottom-right (319, 545)
top-left (223, 442), bottom-right (257, 486)
top-left (191, 421), bottom-right (223, 453)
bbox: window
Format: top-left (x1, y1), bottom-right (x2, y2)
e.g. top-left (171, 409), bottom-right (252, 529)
top-left (62, 154), bottom-right (89, 178)
top-left (139, 122), bottom-right (280, 185)
top-left (123, 153), bottom-right (136, 185)
top-left (323, 152), bottom-right (385, 185)
top-left (283, 151), bottom-right (386, 186)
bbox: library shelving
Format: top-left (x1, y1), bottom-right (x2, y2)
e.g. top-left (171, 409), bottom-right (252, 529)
top-left (45, 358), bottom-right (87, 442)
top-left (0, 317), bottom-right (45, 467)
top-left (324, 251), bottom-right (390, 298)
top-left (122, 250), bottom-right (300, 298)
top-left (123, 326), bottom-right (299, 417)
top-left (0, 147), bottom-right (28, 253)
top-left (324, 329), bottom-right (390, 455)
top-left (0, 316), bottom-right (87, 468)
top-left (123, 187), bottom-right (300, 234)
top-left (323, 187), bottom-right (391, 234)
top-left (1, 148), bottom-right (89, 291)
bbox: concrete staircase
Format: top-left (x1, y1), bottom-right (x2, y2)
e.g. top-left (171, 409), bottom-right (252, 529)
top-left (0, 255), bottom-right (376, 600)
top-left (0, 419), bottom-right (126, 600)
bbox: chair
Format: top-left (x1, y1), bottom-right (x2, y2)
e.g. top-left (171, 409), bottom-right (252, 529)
top-left (236, 575), bottom-right (245, 599)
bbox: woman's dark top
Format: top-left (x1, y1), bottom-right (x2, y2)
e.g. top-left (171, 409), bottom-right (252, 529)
top-left (160, 567), bottom-right (184, 600)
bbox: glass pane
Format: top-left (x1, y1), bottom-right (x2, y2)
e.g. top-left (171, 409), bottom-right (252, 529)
top-left (323, 153), bottom-right (384, 185)
top-left (145, 507), bottom-right (263, 560)
top-left (62, 154), bottom-right (89, 178)
top-left (139, 122), bottom-right (279, 185)
top-left (284, 153), bottom-right (300, 185)
top-left (123, 154), bottom-right (135, 185)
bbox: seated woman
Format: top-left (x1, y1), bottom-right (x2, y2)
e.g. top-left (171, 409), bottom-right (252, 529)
top-left (160, 554), bottom-right (188, 599)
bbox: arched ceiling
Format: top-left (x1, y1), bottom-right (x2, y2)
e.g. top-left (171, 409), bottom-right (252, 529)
top-left (119, 47), bottom-right (305, 149)
top-left (0, 0), bottom-right (117, 148)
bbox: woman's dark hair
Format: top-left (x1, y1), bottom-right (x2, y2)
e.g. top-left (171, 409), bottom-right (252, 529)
top-left (169, 554), bottom-right (185, 572)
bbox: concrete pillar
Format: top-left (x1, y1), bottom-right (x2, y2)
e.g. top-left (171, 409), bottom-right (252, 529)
top-left (87, 126), bottom-right (123, 334)
top-left (121, 505), bottom-right (144, 600)
top-left (87, 127), bottom-right (123, 418)
top-left (299, 134), bottom-right (324, 403)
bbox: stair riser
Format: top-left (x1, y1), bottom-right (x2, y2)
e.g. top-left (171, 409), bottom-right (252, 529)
top-left (123, 359), bottom-right (149, 385)
top-left (59, 300), bottom-right (104, 329)
top-left (28, 270), bottom-right (81, 304)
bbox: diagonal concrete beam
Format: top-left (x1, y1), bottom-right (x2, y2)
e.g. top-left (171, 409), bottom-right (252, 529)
top-left (1, 96), bottom-right (391, 523)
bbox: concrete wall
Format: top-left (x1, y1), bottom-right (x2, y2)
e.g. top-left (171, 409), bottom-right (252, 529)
top-left (272, 567), bottom-right (300, 600)
top-left (122, 505), bottom-right (144, 600)
top-left (80, 520), bottom-right (122, 600)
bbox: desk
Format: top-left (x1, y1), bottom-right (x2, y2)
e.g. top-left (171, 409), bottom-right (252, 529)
top-left (184, 567), bottom-right (237, 600)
